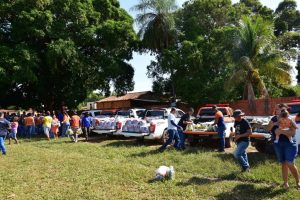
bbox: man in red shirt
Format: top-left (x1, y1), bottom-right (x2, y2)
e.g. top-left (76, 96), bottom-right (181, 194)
top-left (70, 111), bottom-right (81, 143)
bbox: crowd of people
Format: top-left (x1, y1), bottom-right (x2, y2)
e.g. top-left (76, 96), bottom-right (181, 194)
top-left (1, 104), bottom-right (300, 189)
top-left (159, 105), bottom-right (300, 189)
top-left (0, 108), bottom-right (93, 155)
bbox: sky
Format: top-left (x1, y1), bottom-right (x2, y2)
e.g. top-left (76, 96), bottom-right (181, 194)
top-left (119, 0), bottom-right (300, 92)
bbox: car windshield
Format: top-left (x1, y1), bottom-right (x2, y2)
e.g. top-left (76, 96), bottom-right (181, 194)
top-left (145, 110), bottom-right (165, 119)
top-left (94, 111), bottom-right (101, 116)
top-left (117, 111), bottom-right (131, 118)
top-left (288, 105), bottom-right (300, 114)
top-left (100, 111), bottom-right (115, 117)
top-left (199, 108), bottom-right (227, 116)
top-left (136, 110), bottom-right (145, 118)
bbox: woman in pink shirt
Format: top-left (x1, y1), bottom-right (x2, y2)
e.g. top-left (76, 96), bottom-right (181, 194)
top-left (9, 117), bottom-right (19, 145)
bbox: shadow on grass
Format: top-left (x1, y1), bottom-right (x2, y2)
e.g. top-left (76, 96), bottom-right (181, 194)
top-left (130, 149), bottom-right (159, 157)
top-left (177, 174), bottom-right (238, 187)
top-left (104, 140), bottom-right (142, 148)
top-left (214, 152), bottom-right (277, 168)
top-left (216, 184), bottom-right (286, 200)
top-left (177, 176), bottom-right (286, 199)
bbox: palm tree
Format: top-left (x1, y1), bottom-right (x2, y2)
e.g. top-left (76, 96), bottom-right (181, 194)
top-left (226, 16), bottom-right (292, 111)
top-left (132, 0), bottom-right (178, 102)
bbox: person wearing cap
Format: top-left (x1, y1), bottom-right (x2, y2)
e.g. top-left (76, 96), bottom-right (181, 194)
top-left (268, 104), bottom-right (300, 189)
top-left (212, 106), bottom-right (226, 152)
top-left (233, 109), bottom-right (252, 172)
top-left (177, 107), bottom-right (194, 150)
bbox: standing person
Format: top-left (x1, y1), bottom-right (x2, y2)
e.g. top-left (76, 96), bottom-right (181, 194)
top-left (177, 108), bottom-right (194, 150)
top-left (35, 114), bottom-right (44, 135)
top-left (212, 106), bottom-right (227, 152)
top-left (43, 111), bottom-right (53, 141)
top-left (61, 110), bottom-right (70, 137)
top-left (9, 117), bottom-right (19, 145)
top-left (158, 108), bottom-right (182, 152)
top-left (24, 113), bottom-right (35, 139)
top-left (58, 109), bottom-right (64, 136)
top-left (268, 104), bottom-right (300, 189)
top-left (51, 115), bottom-right (60, 140)
top-left (18, 112), bottom-right (26, 137)
top-left (0, 112), bottom-right (10, 155)
top-left (70, 111), bottom-right (81, 143)
top-left (81, 112), bottom-right (92, 141)
top-left (233, 109), bottom-right (252, 172)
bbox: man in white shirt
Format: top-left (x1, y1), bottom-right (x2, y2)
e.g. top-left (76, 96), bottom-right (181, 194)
top-left (159, 108), bottom-right (182, 152)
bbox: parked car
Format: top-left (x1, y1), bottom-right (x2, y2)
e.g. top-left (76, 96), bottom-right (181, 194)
top-left (185, 104), bottom-right (235, 147)
top-left (81, 110), bottom-right (102, 118)
top-left (194, 104), bottom-right (234, 123)
top-left (249, 100), bottom-right (300, 154)
top-left (92, 109), bottom-right (145, 135)
top-left (91, 109), bottom-right (119, 135)
top-left (121, 108), bottom-right (185, 143)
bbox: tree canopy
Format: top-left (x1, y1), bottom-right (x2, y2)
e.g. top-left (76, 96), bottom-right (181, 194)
top-left (0, 0), bottom-right (137, 110)
top-left (144, 0), bottom-right (299, 106)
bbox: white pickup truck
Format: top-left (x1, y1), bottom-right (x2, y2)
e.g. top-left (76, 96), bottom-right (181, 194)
top-left (81, 110), bottom-right (102, 118)
top-left (92, 109), bottom-right (145, 135)
top-left (121, 108), bottom-right (185, 142)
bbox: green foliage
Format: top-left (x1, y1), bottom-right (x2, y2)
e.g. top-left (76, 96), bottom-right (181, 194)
top-left (132, 0), bottom-right (178, 52)
top-left (0, 0), bottom-right (137, 109)
top-left (144, 0), bottom-right (297, 106)
top-left (77, 92), bottom-right (104, 110)
top-left (274, 0), bottom-right (300, 36)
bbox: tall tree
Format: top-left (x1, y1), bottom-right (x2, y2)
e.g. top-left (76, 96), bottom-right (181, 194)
top-left (148, 0), bottom-right (239, 105)
top-left (226, 16), bottom-right (292, 110)
top-left (132, 0), bottom-right (178, 102)
top-left (274, 0), bottom-right (300, 36)
top-left (0, 0), bottom-right (137, 109)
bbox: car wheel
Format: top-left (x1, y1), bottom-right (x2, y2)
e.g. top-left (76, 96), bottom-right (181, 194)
top-left (254, 141), bottom-right (267, 153)
top-left (136, 137), bottom-right (144, 143)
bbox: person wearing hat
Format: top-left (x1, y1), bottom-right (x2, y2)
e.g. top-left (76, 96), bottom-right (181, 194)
top-left (233, 109), bottom-right (252, 172)
top-left (212, 106), bottom-right (226, 152)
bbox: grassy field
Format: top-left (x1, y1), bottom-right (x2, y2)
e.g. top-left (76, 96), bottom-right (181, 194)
top-left (1, 136), bottom-right (300, 200)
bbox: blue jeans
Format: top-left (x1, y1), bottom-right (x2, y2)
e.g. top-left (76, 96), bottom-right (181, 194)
top-left (159, 129), bottom-right (180, 151)
top-left (0, 136), bottom-right (6, 155)
top-left (218, 127), bottom-right (226, 151)
top-left (18, 125), bottom-right (25, 137)
top-left (61, 123), bottom-right (70, 137)
top-left (178, 129), bottom-right (186, 149)
top-left (26, 125), bottom-right (34, 138)
top-left (274, 141), bottom-right (298, 164)
top-left (234, 141), bottom-right (250, 169)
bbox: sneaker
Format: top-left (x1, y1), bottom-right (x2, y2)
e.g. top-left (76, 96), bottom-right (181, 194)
top-left (274, 140), bottom-right (279, 143)
top-left (242, 167), bottom-right (250, 173)
top-left (158, 148), bottom-right (165, 153)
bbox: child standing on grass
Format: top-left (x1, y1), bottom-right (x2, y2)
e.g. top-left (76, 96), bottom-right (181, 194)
top-left (9, 117), bottom-right (19, 145)
top-left (274, 109), bottom-right (297, 143)
top-left (51, 115), bottom-right (60, 140)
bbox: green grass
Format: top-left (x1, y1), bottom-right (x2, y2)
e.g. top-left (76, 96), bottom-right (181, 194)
top-left (1, 137), bottom-right (300, 200)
